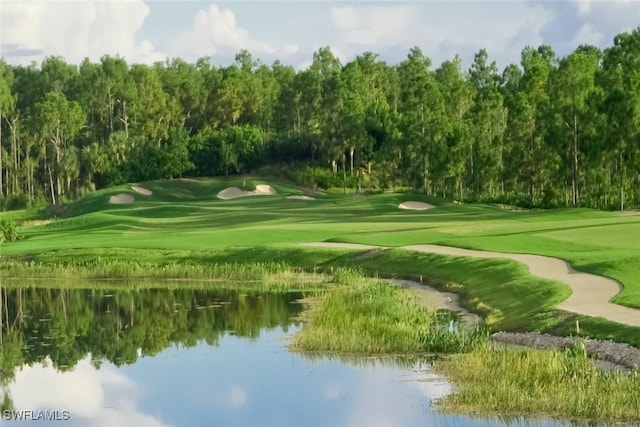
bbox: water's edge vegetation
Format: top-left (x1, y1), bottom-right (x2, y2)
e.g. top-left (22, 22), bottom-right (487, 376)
top-left (287, 270), bottom-right (640, 422)
top-left (3, 245), bottom-right (640, 347)
top-left (3, 253), bottom-right (640, 421)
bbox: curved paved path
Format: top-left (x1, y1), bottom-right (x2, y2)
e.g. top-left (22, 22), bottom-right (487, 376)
top-left (300, 242), bottom-right (640, 327)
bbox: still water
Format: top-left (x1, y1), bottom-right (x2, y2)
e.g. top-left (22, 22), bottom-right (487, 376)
top-left (0, 287), bottom-right (634, 427)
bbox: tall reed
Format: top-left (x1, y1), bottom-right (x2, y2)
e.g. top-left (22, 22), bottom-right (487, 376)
top-left (435, 342), bottom-right (640, 422)
top-left (291, 276), bottom-right (487, 354)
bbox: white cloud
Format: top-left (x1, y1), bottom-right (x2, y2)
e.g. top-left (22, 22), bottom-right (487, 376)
top-left (172, 4), bottom-right (299, 62)
top-left (570, 23), bottom-right (605, 46)
top-left (323, 383), bottom-right (342, 400)
top-left (574, 0), bottom-right (594, 16)
top-left (330, 6), bottom-right (417, 47)
top-left (228, 386), bottom-right (247, 408)
top-left (281, 43), bottom-right (299, 55)
top-left (5, 356), bottom-right (172, 427)
top-left (324, 2), bottom-right (555, 72)
top-left (0, 0), bottom-right (164, 65)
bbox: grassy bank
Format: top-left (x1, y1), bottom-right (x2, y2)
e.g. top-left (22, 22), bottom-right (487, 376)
top-left (3, 245), bottom-right (640, 347)
top-left (287, 272), bottom-right (640, 422)
top-left (435, 343), bottom-right (640, 422)
top-left (0, 258), bottom-right (310, 283)
top-left (290, 273), bottom-right (487, 354)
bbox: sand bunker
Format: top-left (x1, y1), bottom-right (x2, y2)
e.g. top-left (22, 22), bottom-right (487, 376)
top-left (131, 185), bottom-right (152, 196)
top-left (618, 210), bottom-right (640, 217)
top-left (109, 194), bottom-right (134, 204)
top-left (399, 201), bottom-right (435, 211)
top-left (287, 195), bottom-right (316, 201)
top-left (300, 242), bottom-right (640, 328)
top-left (217, 184), bottom-right (278, 200)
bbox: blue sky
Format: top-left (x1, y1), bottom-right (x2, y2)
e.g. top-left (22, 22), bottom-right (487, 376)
top-left (1, 0), bottom-right (639, 71)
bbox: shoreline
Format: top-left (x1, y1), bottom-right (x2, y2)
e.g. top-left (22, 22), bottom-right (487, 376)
top-left (300, 242), bottom-right (640, 327)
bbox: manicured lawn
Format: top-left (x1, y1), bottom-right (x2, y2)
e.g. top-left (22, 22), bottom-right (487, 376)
top-left (2, 175), bottom-right (640, 320)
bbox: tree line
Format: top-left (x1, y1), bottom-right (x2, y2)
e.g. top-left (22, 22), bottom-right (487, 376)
top-left (1, 26), bottom-right (640, 210)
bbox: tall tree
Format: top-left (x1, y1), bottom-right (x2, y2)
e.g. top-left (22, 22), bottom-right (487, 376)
top-left (549, 45), bottom-right (601, 206)
top-left (436, 55), bottom-right (473, 199)
top-left (35, 91), bottom-right (85, 203)
top-left (0, 59), bottom-right (14, 197)
top-left (599, 28), bottom-right (640, 210)
top-left (468, 49), bottom-right (507, 198)
top-left (397, 47), bottom-right (446, 193)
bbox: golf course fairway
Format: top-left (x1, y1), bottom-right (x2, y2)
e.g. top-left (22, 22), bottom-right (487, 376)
top-left (2, 176), bottom-right (640, 344)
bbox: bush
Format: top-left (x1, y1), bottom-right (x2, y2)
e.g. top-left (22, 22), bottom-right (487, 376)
top-left (295, 166), bottom-right (344, 190)
top-left (0, 194), bottom-right (29, 211)
top-left (0, 219), bottom-right (20, 243)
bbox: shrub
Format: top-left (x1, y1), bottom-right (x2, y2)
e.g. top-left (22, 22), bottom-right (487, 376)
top-left (0, 194), bottom-right (29, 211)
top-left (0, 219), bottom-right (21, 243)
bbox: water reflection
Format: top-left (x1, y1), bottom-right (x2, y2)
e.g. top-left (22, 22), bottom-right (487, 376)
top-left (0, 286), bottom-right (635, 427)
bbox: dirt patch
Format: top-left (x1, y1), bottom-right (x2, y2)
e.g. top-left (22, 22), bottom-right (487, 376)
top-left (131, 185), bottom-right (152, 196)
top-left (109, 194), bottom-right (134, 204)
top-left (399, 201), bottom-right (435, 211)
top-left (393, 279), bottom-right (482, 325)
top-left (618, 210), bottom-right (640, 216)
top-left (494, 203), bottom-right (528, 212)
top-left (353, 248), bottom-right (388, 260)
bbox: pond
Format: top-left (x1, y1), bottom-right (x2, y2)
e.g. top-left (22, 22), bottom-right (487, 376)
top-left (0, 286), bottom-right (631, 426)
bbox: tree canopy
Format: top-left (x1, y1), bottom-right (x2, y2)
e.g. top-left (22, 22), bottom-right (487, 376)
top-left (2, 27), bottom-right (640, 210)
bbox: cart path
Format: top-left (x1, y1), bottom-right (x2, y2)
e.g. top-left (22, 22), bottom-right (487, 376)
top-left (300, 242), bottom-right (640, 327)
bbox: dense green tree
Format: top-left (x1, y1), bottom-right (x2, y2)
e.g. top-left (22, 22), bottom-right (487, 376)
top-left (436, 55), bottom-right (473, 199)
top-left (468, 49), bottom-right (507, 198)
top-left (1, 28), bottom-right (640, 210)
top-left (0, 59), bottom-right (14, 197)
top-left (35, 91), bottom-right (85, 203)
top-left (397, 47), bottom-right (447, 193)
top-left (549, 46), bottom-right (601, 206)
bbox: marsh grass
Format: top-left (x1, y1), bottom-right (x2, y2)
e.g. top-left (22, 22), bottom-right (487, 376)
top-left (291, 276), bottom-right (487, 354)
top-left (435, 342), bottom-right (640, 422)
top-left (0, 259), bottom-right (319, 285)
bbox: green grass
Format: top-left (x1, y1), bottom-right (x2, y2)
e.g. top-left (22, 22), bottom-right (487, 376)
top-left (435, 343), bottom-right (640, 422)
top-left (0, 258), bottom-right (313, 283)
top-left (2, 175), bottom-right (640, 343)
top-left (290, 271), bottom-right (487, 354)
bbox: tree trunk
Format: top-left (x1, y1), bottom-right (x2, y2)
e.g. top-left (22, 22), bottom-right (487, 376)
top-left (107, 84), bottom-right (114, 134)
top-left (349, 147), bottom-right (355, 177)
top-left (47, 161), bottom-right (56, 205)
top-left (10, 117), bottom-right (19, 195)
top-left (571, 115), bottom-right (579, 207)
top-left (119, 100), bottom-right (129, 138)
top-left (422, 153), bottom-right (429, 194)
top-left (342, 153), bottom-right (347, 196)
top-left (55, 145), bottom-right (61, 200)
top-left (0, 113), bottom-right (3, 197)
top-left (620, 151), bottom-right (625, 212)
top-left (529, 135), bottom-right (535, 206)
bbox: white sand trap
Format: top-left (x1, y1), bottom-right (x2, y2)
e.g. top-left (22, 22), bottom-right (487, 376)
top-left (618, 210), bottom-right (640, 217)
top-left (399, 201), bottom-right (435, 211)
top-left (131, 185), bottom-right (152, 196)
top-left (109, 194), bottom-right (134, 204)
top-left (300, 242), bottom-right (640, 327)
top-left (217, 184), bottom-right (278, 200)
top-left (287, 195), bottom-right (316, 201)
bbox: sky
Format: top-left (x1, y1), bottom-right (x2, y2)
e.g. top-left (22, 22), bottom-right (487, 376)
top-left (1, 0), bottom-right (639, 72)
